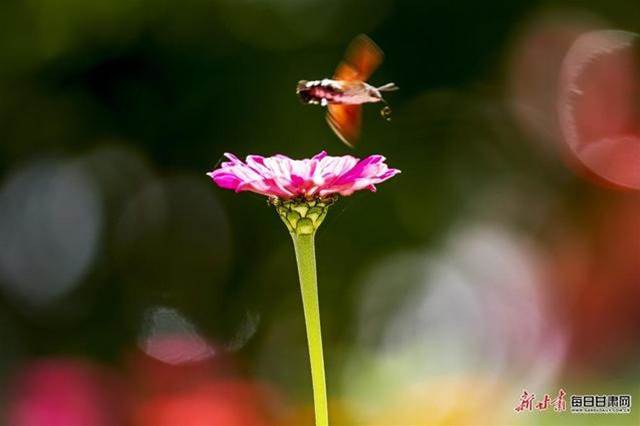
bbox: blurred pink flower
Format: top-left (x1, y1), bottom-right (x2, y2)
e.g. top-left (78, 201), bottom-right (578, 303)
top-left (208, 151), bottom-right (400, 199)
top-left (6, 359), bottom-right (128, 426)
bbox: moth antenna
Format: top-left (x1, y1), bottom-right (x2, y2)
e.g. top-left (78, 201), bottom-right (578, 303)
top-left (377, 82), bottom-right (399, 92)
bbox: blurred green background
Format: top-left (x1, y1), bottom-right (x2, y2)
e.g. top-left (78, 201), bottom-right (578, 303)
top-left (0, 0), bottom-right (639, 425)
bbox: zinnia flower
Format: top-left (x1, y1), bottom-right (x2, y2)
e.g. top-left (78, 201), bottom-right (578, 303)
top-left (208, 151), bottom-right (399, 426)
top-left (208, 151), bottom-right (399, 200)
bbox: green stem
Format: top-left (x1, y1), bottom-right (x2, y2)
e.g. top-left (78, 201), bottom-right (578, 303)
top-left (291, 232), bottom-right (329, 426)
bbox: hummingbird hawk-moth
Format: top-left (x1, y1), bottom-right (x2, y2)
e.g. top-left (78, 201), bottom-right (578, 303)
top-left (296, 35), bottom-right (398, 147)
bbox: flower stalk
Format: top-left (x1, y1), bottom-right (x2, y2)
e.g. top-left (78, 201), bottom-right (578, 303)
top-left (292, 232), bottom-right (328, 426)
top-left (273, 197), bottom-right (334, 426)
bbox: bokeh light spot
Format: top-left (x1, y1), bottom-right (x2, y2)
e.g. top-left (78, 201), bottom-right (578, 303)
top-left (559, 29), bottom-right (640, 189)
top-left (138, 305), bottom-right (216, 366)
top-left (0, 160), bottom-right (102, 308)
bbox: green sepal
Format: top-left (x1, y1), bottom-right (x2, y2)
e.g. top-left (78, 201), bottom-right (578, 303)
top-left (270, 196), bottom-right (337, 236)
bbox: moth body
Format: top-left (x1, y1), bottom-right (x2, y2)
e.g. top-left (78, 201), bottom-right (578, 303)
top-left (297, 79), bottom-right (386, 106)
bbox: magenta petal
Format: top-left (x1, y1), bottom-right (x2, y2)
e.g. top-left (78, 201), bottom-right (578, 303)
top-left (334, 155), bottom-right (384, 182)
top-left (246, 155), bottom-right (265, 165)
top-left (290, 175), bottom-right (305, 187)
top-left (312, 151), bottom-right (328, 161)
top-left (209, 173), bottom-right (241, 190)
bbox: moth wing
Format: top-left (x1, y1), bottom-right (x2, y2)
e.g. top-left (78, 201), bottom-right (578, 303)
top-left (333, 34), bottom-right (384, 82)
top-left (326, 104), bottom-right (362, 147)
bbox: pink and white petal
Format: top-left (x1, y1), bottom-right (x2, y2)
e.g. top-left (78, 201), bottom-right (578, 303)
top-left (318, 155), bottom-right (359, 178)
top-left (245, 155), bottom-right (275, 177)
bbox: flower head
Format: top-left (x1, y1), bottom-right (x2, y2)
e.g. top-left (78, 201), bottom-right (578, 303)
top-left (208, 151), bottom-right (400, 200)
